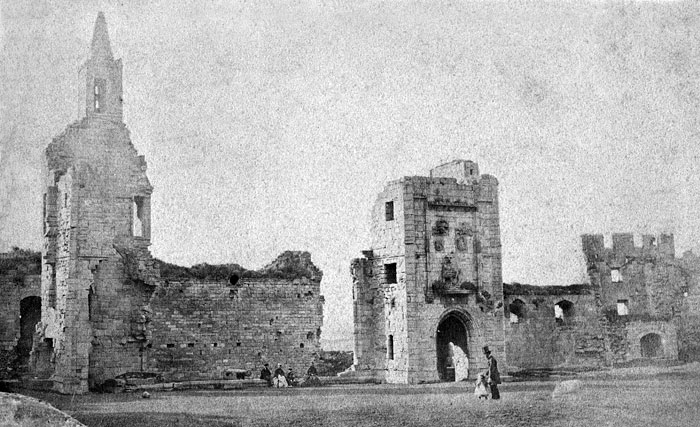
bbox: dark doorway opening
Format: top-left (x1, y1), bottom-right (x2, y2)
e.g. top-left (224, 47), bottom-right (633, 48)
top-left (18, 296), bottom-right (41, 366)
top-left (640, 333), bottom-right (663, 358)
top-left (436, 313), bottom-right (469, 382)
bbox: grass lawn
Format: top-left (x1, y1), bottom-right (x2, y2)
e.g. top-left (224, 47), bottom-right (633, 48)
top-left (17, 364), bottom-right (700, 427)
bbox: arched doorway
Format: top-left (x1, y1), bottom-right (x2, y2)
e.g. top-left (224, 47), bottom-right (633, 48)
top-left (436, 311), bottom-right (470, 382)
top-left (640, 333), bottom-right (663, 358)
top-left (18, 296), bottom-right (42, 365)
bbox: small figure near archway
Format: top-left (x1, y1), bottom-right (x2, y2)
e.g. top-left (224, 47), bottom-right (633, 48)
top-left (640, 333), bottom-right (663, 358)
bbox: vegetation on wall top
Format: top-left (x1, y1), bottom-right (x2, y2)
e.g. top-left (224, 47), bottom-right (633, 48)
top-left (157, 251), bottom-right (322, 281)
top-left (0, 248), bottom-right (41, 278)
top-left (503, 282), bottom-right (594, 296)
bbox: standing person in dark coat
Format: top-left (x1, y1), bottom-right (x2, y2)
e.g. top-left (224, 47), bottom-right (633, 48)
top-left (260, 363), bottom-right (272, 386)
top-left (483, 346), bottom-right (501, 400)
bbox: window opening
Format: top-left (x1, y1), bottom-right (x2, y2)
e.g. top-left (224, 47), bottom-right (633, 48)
top-left (385, 201), bottom-right (394, 221)
top-left (611, 269), bottom-right (622, 283)
top-left (94, 78), bottom-right (105, 113)
top-left (388, 335), bottom-right (394, 360)
top-left (385, 263), bottom-right (397, 284)
top-left (133, 196), bottom-right (144, 237)
top-left (508, 299), bottom-right (526, 324)
top-left (554, 300), bottom-right (574, 324)
top-left (617, 299), bottom-right (629, 316)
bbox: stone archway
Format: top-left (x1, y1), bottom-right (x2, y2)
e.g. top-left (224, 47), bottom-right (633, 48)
top-left (436, 310), bottom-right (471, 382)
top-left (18, 296), bottom-right (42, 365)
top-left (640, 333), bottom-right (663, 358)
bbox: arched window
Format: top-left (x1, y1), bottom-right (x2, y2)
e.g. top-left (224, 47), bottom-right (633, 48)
top-left (554, 300), bottom-right (574, 324)
top-left (640, 333), bottom-right (663, 358)
top-left (508, 299), bottom-right (526, 324)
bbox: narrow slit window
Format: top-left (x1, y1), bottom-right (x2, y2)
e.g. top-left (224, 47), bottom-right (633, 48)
top-left (133, 196), bottom-right (144, 237)
top-left (94, 78), bottom-right (105, 113)
top-left (385, 201), bottom-right (394, 221)
top-left (388, 335), bottom-right (394, 360)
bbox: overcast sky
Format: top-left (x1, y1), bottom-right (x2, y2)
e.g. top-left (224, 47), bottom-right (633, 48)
top-left (2, 0), bottom-right (699, 348)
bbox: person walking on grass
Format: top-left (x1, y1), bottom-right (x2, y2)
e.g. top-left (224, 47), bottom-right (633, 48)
top-left (483, 346), bottom-right (501, 400)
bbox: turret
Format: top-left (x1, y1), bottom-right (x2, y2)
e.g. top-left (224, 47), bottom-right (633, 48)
top-left (83, 12), bottom-right (123, 122)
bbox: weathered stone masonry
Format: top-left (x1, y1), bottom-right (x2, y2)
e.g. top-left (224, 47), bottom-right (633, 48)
top-left (32, 13), bottom-right (158, 394)
top-left (503, 284), bottom-right (606, 371)
top-left (352, 160), bottom-right (506, 383)
top-left (503, 233), bottom-right (700, 372)
top-left (147, 274), bottom-right (323, 381)
top-left (0, 251), bottom-right (41, 377)
top-left (582, 233), bottom-right (697, 364)
top-left (353, 159), bottom-right (700, 378)
top-left (28, 14), bottom-right (325, 393)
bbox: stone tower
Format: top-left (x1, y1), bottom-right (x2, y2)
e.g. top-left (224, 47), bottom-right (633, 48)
top-left (351, 160), bottom-right (506, 383)
top-left (32, 13), bottom-right (158, 394)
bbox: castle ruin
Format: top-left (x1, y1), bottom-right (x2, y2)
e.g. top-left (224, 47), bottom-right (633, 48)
top-left (19, 13), bottom-right (324, 394)
top-left (3, 13), bottom-right (700, 392)
top-left (351, 160), bottom-right (505, 383)
top-left (352, 163), bottom-right (700, 381)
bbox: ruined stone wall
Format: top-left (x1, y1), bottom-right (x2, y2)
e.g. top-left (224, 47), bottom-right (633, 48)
top-left (581, 233), bottom-right (681, 315)
top-left (678, 251), bottom-right (700, 362)
top-left (503, 286), bottom-right (605, 370)
top-left (581, 233), bottom-right (691, 363)
top-left (373, 181), bottom-right (410, 384)
top-left (29, 14), bottom-right (327, 393)
top-left (38, 118), bottom-right (156, 394)
top-left (0, 273), bottom-right (41, 377)
top-left (31, 14), bottom-right (159, 394)
top-left (353, 160), bottom-right (505, 384)
top-left (351, 256), bottom-right (386, 378)
top-left (146, 277), bottom-right (323, 381)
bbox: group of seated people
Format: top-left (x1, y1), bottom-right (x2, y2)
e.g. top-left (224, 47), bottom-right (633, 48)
top-left (259, 362), bottom-right (318, 387)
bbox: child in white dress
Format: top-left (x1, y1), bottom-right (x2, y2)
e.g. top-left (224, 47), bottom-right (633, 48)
top-left (474, 373), bottom-right (490, 399)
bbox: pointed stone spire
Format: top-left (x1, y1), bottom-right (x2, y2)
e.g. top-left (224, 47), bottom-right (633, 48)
top-left (83, 12), bottom-right (123, 122)
top-left (90, 12), bottom-right (113, 61)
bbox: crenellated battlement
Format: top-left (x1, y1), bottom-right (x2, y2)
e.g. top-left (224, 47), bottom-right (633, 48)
top-left (582, 233), bottom-right (675, 264)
